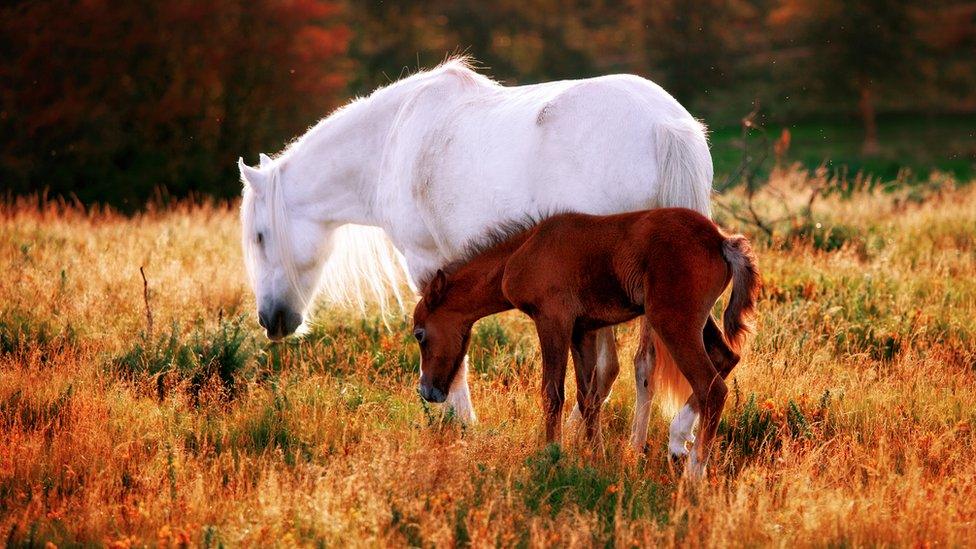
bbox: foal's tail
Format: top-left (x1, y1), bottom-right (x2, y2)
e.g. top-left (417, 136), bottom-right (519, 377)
top-left (721, 235), bottom-right (761, 351)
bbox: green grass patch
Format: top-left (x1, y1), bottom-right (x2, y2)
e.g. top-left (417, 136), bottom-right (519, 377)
top-left (516, 445), bottom-right (670, 537)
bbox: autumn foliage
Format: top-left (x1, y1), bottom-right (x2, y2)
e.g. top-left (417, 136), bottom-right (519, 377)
top-left (0, 0), bottom-right (350, 209)
top-left (1, 1), bottom-right (973, 208)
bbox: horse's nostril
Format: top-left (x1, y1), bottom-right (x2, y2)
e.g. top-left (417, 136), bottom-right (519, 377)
top-left (419, 384), bottom-right (447, 403)
top-left (261, 306), bottom-right (300, 339)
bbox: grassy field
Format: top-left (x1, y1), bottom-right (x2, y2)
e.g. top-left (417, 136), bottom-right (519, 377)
top-left (2, 169), bottom-right (975, 547)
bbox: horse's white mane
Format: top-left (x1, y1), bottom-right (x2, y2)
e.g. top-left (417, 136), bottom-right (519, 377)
top-left (274, 56), bottom-right (490, 166)
top-left (245, 58), bottom-right (493, 315)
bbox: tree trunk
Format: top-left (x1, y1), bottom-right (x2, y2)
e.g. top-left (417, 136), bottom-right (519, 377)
top-left (859, 84), bottom-right (880, 156)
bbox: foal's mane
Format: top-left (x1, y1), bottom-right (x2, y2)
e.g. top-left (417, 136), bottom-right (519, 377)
top-left (418, 213), bottom-right (557, 291)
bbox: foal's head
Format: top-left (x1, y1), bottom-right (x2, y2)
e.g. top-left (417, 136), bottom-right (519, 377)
top-left (413, 270), bottom-right (473, 403)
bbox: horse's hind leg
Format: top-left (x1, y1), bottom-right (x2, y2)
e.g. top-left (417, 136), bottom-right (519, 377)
top-left (630, 317), bottom-right (656, 452)
top-left (570, 328), bottom-right (604, 456)
top-left (568, 327), bottom-right (620, 426)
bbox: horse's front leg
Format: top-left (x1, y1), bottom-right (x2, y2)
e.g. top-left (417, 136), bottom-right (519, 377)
top-left (535, 316), bottom-right (572, 444)
top-left (631, 318), bottom-right (657, 453)
top-left (446, 355), bottom-right (476, 424)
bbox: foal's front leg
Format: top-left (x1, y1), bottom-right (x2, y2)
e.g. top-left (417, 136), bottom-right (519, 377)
top-left (568, 328), bottom-right (620, 426)
top-left (570, 328), bottom-right (604, 455)
top-left (535, 317), bottom-right (572, 444)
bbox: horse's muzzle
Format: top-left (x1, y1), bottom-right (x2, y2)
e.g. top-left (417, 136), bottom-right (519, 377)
top-left (419, 384), bottom-right (447, 403)
top-left (259, 306), bottom-right (301, 340)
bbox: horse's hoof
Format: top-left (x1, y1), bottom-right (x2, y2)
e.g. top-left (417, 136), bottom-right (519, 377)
top-left (668, 440), bottom-right (691, 458)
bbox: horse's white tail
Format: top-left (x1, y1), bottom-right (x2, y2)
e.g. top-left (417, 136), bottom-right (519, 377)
top-left (653, 118), bottom-right (713, 217)
top-left (648, 117), bottom-right (711, 416)
top-left (317, 224), bottom-right (411, 314)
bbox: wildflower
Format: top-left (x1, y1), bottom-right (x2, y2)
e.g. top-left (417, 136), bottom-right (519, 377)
top-left (606, 482), bottom-right (620, 495)
top-left (157, 525), bottom-right (172, 543)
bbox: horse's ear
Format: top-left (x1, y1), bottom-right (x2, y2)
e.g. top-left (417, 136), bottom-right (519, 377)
top-left (238, 157), bottom-right (265, 196)
top-left (426, 269), bottom-right (449, 309)
top-left (259, 153), bottom-right (273, 168)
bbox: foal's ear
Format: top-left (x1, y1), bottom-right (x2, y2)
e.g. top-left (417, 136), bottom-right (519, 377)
top-left (238, 157), bottom-right (266, 196)
top-left (425, 269), bottom-right (449, 309)
top-left (259, 153), bottom-right (273, 168)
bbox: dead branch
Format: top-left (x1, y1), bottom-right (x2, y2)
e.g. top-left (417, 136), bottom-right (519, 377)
top-left (140, 265), bottom-right (154, 339)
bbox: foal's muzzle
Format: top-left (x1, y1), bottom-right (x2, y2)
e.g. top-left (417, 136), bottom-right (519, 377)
top-left (419, 384), bottom-right (447, 403)
top-left (258, 306), bottom-right (302, 340)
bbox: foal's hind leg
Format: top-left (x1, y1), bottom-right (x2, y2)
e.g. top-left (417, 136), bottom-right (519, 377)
top-left (668, 316), bottom-right (731, 459)
top-left (630, 317), bottom-right (656, 452)
top-left (653, 315), bottom-right (728, 480)
top-left (568, 327), bottom-right (620, 426)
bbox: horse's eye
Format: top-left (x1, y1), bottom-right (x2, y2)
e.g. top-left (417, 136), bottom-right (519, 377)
top-left (413, 328), bottom-right (426, 344)
top-left (256, 232), bottom-right (264, 246)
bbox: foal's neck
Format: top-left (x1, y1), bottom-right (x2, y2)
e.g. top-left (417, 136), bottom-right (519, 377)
top-left (444, 231), bottom-right (532, 323)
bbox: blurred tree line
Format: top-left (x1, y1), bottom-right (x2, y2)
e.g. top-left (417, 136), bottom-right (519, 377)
top-left (1, 0), bottom-right (973, 209)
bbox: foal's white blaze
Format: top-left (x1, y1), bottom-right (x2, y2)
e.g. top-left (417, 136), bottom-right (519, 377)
top-left (238, 58), bottom-right (713, 436)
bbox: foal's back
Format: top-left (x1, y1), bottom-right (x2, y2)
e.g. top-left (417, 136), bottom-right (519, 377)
top-left (500, 208), bottom-right (730, 325)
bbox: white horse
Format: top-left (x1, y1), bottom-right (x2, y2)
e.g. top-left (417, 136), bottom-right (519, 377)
top-left (239, 59), bottom-right (711, 459)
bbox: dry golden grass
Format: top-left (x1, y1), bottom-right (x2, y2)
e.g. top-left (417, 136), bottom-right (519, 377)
top-left (2, 175), bottom-right (975, 547)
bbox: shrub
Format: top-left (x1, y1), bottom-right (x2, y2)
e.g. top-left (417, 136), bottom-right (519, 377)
top-left (0, 309), bottom-right (75, 359)
top-left (114, 316), bottom-right (255, 402)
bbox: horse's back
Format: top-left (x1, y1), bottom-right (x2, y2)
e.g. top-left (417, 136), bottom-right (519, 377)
top-left (410, 74), bottom-right (708, 253)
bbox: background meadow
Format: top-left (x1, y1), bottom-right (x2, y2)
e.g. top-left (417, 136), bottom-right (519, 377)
top-left (2, 167), bottom-right (975, 546)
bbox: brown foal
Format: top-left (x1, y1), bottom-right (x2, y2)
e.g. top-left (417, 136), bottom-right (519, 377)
top-left (412, 208), bottom-right (760, 477)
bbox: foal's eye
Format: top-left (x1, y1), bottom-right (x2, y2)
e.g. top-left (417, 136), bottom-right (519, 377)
top-left (413, 328), bottom-right (426, 344)
top-left (256, 232), bottom-right (264, 246)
